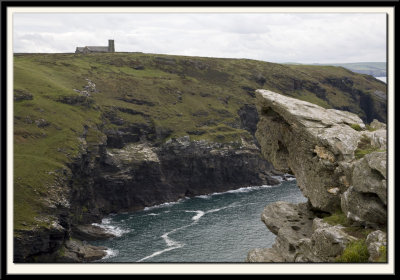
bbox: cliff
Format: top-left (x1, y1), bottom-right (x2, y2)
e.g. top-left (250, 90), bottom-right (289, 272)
top-left (247, 89), bottom-right (387, 262)
top-left (13, 53), bottom-right (386, 262)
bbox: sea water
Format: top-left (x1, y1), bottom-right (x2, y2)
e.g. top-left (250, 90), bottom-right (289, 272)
top-left (91, 178), bottom-right (306, 263)
top-left (376, 76), bottom-right (386, 83)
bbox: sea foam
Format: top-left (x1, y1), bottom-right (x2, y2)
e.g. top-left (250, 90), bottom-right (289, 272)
top-left (92, 218), bottom-right (130, 238)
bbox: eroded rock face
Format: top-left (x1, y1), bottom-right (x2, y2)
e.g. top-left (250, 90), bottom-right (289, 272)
top-left (250, 89), bottom-right (388, 263)
top-left (255, 89), bottom-right (387, 222)
top-left (92, 137), bottom-right (279, 214)
top-left (255, 89), bottom-right (366, 213)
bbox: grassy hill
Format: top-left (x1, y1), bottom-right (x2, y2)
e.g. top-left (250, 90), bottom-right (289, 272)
top-left (13, 52), bottom-right (387, 232)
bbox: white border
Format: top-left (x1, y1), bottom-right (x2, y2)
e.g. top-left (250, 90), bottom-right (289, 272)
top-left (7, 6), bottom-right (395, 275)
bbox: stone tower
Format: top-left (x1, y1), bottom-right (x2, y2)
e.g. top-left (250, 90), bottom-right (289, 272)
top-left (108, 39), bottom-right (115, 52)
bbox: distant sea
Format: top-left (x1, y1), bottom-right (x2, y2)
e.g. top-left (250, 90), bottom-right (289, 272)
top-left (376, 77), bottom-right (386, 83)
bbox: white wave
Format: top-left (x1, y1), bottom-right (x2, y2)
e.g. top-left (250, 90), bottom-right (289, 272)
top-left (92, 218), bottom-right (130, 238)
top-left (101, 248), bottom-right (119, 260)
top-left (185, 210), bottom-right (205, 221)
top-left (225, 185), bottom-right (273, 194)
top-left (271, 175), bottom-right (285, 182)
top-left (197, 194), bottom-right (211, 199)
top-left (147, 213), bottom-right (159, 216)
top-left (161, 231), bottom-right (181, 247)
top-left (143, 198), bottom-right (187, 211)
top-left (196, 185), bottom-right (275, 199)
top-left (137, 244), bottom-right (183, 262)
top-left (138, 208), bottom-right (208, 262)
top-left (138, 224), bottom-right (188, 262)
top-left (285, 176), bottom-right (296, 181)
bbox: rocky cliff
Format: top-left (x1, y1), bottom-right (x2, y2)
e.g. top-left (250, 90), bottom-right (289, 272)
top-left (14, 129), bottom-right (279, 262)
top-left (13, 52), bottom-right (387, 263)
top-left (247, 89), bottom-right (387, 263)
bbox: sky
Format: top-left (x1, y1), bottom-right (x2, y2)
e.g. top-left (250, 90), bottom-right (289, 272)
top-left (12, 12), bottom-right (387, 64)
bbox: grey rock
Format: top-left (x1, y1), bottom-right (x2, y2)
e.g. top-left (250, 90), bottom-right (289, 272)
top-left (246, 247), bottom-right (284, 262)
top-left (341, 186), bottom-right (386, 228)
top-left (366, 230), bottom-right (387, 262)
top-left (296, 222), bottom-right (357, 262)
top-left (14, 89), bottom-right (33, 101)
top-left (370, 119), bottom-right (386, 130)
top-left (71, 224), bottom-right (116, 241)
top-left (260, 201), bottom-right (315, 262)
top-left (35, 118), bottom-right (50, 128)
top-left (58, 239), bottom-right (107, 262)
top-left (352, 151), bottom-right (387, 205)
top-left (255, 89), bottom-right (364, 212)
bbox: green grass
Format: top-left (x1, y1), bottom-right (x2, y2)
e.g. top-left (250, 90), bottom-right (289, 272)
top-left (350, 123), bottom-right (363, 131)
top-left (13, 52), bottom-right (387, 232)
top-left (365, 124), bottom-right (377, 132)
top-left (377, 245), bottom-right (387, 262)
top-left (323, 210), bottom-right (351, 227)
top-left (354, 135), bottom-right (385, 159)
top-left (335, 239), bottom-right (370, 263)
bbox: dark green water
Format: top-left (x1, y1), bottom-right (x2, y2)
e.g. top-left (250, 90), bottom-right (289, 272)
top-left (92, 179), bottom-right (306, 263)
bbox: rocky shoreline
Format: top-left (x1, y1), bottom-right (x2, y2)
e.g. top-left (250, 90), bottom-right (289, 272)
top-left (247, 89), bottom-right (387, 262)
top-left (14, 129), bottom-right (281, 262)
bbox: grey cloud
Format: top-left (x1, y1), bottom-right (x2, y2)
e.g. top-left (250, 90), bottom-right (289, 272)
top-left (12, 12), bottom-right (386, 64)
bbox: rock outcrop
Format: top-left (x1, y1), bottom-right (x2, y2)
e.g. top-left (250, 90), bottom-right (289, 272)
top-left (248, 89), bottom-right (387, 262)
top-left (56, 239), bottom-right (108, 263)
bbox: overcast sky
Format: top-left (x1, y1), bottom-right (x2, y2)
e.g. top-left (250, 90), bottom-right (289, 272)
top-left (12, 12), bottom-right (387, 64)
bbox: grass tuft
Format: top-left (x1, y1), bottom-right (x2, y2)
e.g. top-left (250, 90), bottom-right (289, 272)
top-left (354, 134), bottom-right (385, 159)
top-left (350, 123), bottom-right (363, 131)
top-left (376, 245), bottom-right (387, 262)
top-left (323, 210), bottom-right (350, 227)
top-left (335, 239), bottom-right (370, 263)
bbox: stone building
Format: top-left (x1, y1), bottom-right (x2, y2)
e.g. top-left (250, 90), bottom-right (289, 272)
top-left (75, 40), bottom-right (115, 54)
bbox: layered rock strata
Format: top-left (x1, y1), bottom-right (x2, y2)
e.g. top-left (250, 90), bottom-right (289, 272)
top-left (247, 89), bottom-right (387, 262)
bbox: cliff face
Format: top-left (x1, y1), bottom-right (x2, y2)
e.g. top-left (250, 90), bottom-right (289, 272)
top-left (74, 135), bottom-right (278, 222)
top-left (248, 89), bottom-right (387, 262)
top-left (14, 130), bottom-right (278, 262)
